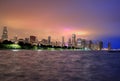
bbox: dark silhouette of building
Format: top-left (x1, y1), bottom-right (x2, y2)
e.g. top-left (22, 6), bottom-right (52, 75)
top-left (72, 34), bottom-right (76, 47)
top-left (81, 39), bottom-right (86, 49)
top-left (88, 40), bottom-right (93, 50)
top-left (76, 38), bottom-right (82, 48)
top-left (68, 38), bottom-right (72, 48)
top-left (48, 36), bottom-right (51, 45)
top-left (30, 36), bottom-right (36, 44)
top-left (98, 41), bottom-right (103, 50)
top-left (108, 42), bottom-right (111, 50)
top-left (1, 26), bottom-right (8, 41)
top-left (62, 36), bottom-right (65, 47)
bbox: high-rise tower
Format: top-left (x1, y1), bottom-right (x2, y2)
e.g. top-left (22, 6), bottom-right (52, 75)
top-left (72, 34), bottom-right (76, 47)
top-left (48, 36), bottom-right (51, 45)
top-left (98, 41), bottom-right (103, 50)
top-left (68, 38), bottom-right (72, 48)
top-left (1, 26), bottom-right (8, 41)
top-left (76, 38), bottom-right (82, 48)
top-left (62, 36), bottom-right (65, 47)
top-left (108, 42), bottom-right (111, 50)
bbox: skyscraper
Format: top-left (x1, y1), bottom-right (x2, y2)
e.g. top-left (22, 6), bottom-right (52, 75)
top-left (81, 39), bottom-right (86, 49)
top-left (48, 36), bottom-right (51, 45)
top-left (98, 41), bottom-right (103, 50)
top-left (72, 34), bottom-right (76, 47)
top-left (62, 36), bottom-right (65, 47)
top-left (76, 38), bottom-right (82, 48)
top-left (88, 40), bottom-right (93, 50)
top-left (108, 42), bottom-right (111, 50)
top-left (1, 26), bottom-right (8, 41)
top-left (68, 38), bottom-right (72, 48)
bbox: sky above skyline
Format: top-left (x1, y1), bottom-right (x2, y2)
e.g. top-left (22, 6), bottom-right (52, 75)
top-left (0, 0), bottom-right (120, 48)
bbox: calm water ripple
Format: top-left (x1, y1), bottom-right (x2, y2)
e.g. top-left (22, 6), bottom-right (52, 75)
top-left (0, 50), bottom-right (120, 81)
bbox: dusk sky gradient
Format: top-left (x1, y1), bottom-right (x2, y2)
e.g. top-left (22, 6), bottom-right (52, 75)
top-left (0, 0), bottom-right (120, 48)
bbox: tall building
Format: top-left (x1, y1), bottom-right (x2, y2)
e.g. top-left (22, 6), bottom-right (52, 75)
top-left (68, 38), bottom-right (72, 48)
top-left (93, 42), bottom-right (98, 50)
top-left (81, 39), bottom-right (86, 49)
top-left (88, 40), bottom-right (93, 50)
top-left (76, 38), bottom-right (82, 48)
top-left (98, 41), bottom-right (103, 50)
top-left (1, 26), bottom-right (8, 41)
top-left (72, 34), bottom-right (76, 47)
top-left (62, 36), bottom-right (65, 47)
top-left (48, 36), bottom-right (51, 45)
top-left (108, 42), bottom-right (111, 50)
top-left (30, 36), bottom-right (36, 44)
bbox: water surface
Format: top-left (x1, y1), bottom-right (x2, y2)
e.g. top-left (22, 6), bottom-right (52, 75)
top-left (0, 50), bottom-right (120, 81)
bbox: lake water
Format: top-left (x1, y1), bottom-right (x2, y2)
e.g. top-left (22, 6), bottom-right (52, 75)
top-left (0, 50), bottom-right (120, 81)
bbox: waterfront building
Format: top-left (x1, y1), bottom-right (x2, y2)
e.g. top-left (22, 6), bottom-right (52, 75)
top-left (76, 38), bottom-right (82, 48)
top-left (1, 26), bottom-right (8, 41)
top-left (30, 36), bottom-right (36, 44)
top-left (88, 40), bottom-right (93, 50)
top-left (93, 42), bottom-right (98, 50)
top-left (48, 36), bottom-right (51, 45)
top-left (62, 36), bottom-right (65, 47)
top-left (108, 42), bottom-right (111, 50)
top-left (68, 38), bottom-right (72, 48)
top-left (98, 41), bottom-right (103, 50)
top-left (72, 34), bottom-right (77, 47)
top-left (81, 39), bottom-right (86, 49)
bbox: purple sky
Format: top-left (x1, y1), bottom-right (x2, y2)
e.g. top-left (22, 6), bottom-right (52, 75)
top-left (0, 0), bottom-right (120, 48)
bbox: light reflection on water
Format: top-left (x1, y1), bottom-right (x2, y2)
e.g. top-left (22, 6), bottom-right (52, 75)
top-left (0, 50), bottom-right (120, 81)
top-left (11, 49), bottom-right (20, 52)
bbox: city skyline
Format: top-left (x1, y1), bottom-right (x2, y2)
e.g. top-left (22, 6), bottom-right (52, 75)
top-left (0, 26), bottom-right (110, 50)
top-left (0, 0), bottom-right (120, 48)
top-left (0, 26), bottom-right (93, 42)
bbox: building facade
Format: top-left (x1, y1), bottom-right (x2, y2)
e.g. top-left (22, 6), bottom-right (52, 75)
top-left (30, 36), bottom-right (36, 44)
top-left (1, 26), bottom-right (8, 41)
top-left (62, 36), bottom-right (65, 47)
top-left (72, 34), bottom-right (76, 47)
top-left (76, 38), bottom-right (82, 48)
top-left (48, 36), bottom-right (51, 45)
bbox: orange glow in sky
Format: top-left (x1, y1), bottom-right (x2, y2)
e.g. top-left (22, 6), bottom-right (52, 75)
top-left (0, 0), bottom-right (119, 42)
